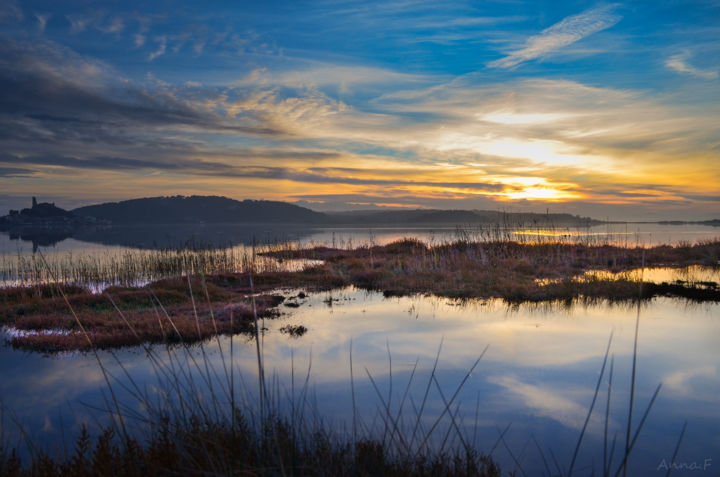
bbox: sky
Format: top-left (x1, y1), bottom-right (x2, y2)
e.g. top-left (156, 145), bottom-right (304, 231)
top-left (0, 0), bottom-right (718, 220)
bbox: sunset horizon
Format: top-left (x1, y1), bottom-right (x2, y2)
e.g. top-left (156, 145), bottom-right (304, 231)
top-left (1, 1), bottom-right (718, 221)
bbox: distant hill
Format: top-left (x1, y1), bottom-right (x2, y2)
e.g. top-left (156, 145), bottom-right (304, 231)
top-left (325, 209), bottom-right (600, 226)
top-left (73, 196), bottom-right (328, 224)
top-left (658, 219), bottom-right (720, 227)
top-left (6, 195), bottom-right (603, 227)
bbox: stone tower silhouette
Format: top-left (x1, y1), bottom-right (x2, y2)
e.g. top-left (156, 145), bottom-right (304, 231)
top-left (32, 197), bottom-right (37, 208)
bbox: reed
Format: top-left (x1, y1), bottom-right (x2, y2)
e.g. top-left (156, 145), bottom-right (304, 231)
top-left (0, 241), bottom-right (308, 290)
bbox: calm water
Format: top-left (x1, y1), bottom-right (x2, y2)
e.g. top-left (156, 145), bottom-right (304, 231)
top-left (2, 222), bottom-right (719, 254)
top-left (1, 289), bottom-right (718, 475)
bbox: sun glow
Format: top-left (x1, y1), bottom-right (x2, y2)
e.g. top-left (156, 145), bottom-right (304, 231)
top-left (432, 133), bottom-right (616, 170)
top-left (479, 111), bottom-right (575, 125)
top-left (499, 187), bottom-right (582, 201)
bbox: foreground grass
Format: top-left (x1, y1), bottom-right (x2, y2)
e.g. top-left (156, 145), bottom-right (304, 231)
top-left (1, 238), bottom-right (718, 351)
top-left (0, 419), bottom-right (500, 477)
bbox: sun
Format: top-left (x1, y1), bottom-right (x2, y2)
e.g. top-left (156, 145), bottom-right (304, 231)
top-left (500, 187), bottom-right (582, 201)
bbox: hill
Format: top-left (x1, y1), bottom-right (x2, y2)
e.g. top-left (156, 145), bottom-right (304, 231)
top-left (73, 196), bottom-right (328, 225)
top-left (658, 219), bottom-right (720, 227)
top-left (72, 196), bottom-right (602, 227)
top-left (324, 209), bottom-right (600, 226)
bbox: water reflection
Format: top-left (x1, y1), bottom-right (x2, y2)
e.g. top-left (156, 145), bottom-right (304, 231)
top-left (580, 265), bottom-right (720, 284)
top-left (2, 222), bottom-right (719, 254)
top-left (1, 290), bottom-right (718, 474)
top-left (536, 265), bottom-right (720, 290)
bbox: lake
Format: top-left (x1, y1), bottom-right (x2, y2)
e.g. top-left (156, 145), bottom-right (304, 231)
top-left (1, 288), bottom-right (718, 475)
top-left (3, 222), bottom-right (720, 254)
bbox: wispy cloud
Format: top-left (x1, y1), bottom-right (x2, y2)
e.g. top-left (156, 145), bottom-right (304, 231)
top-left (148, 36), bottom-right (167, 61)
top-left (0, 166), bottom-right (33, 177)
top-left (0, 38), bottom-right (283, 150)
top-left (0, 0), bottom-right (23, 23)
top-left (65, 13), bottom-right (92, 33)
top-left (665, 52), bottom-right (718, 80)
top-left (65, 12), bottom-right (126, 35)
top-left (488, 5), bottom-right (621, 69)
top-left (489, 376), bottom-right (599, 430)
top-left (35, 13), bottom-right (51, 32)
top-left (96, 16), bottom-right (124, 34)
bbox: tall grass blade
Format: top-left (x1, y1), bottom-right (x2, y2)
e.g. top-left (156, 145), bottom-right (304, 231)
top-left (665, 421), bottom-right (687, 477)
top-left (568, 332), bottom-right (613, 476)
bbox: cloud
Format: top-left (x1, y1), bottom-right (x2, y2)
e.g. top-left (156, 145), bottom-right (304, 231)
top-left (35, 13), bottom-right (51, 32)
top-left (0, 153), bottom-right (235, 174)
top-left (217, 166), bottom-right (506, 191)
top-left (148, 36), bottom-right (167, 61)
top-left (488, 5), bottom-right (621, 69)
top-left (0, 0), bottom-right (23, 23)
top-left (488, 375), bottom-right (594, 430)
top-left (665, 52), bottom-right (718, 80)
top-left (96, 16), bottom-right (124, 34)
top-left (409, 16), bottom-right (526, 30)
top-left (65, 14), bottom-right (92, 33)
top-left (0, 152), bottom-right (346, 176)
top-left (0, 38), bottom-right (284, 148)
top-left (246, 65), bottom-right (428, 92)
top-left (0, 166), bottom-right (33, 177)
top-left (65, 11), bottom-right (127, 35)
top-left (664, 366), bottom-right (717, 395)
top-left (683, 193), bottom-right (720, 202)
top-left (0, 151), bottom-right (506, 192)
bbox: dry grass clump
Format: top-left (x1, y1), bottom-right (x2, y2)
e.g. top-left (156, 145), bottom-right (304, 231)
top-left (265, 238), bottom-right (720, 302)
top-left (1, 277), bottom-right (285, 352)
top-left (0, 404), bottom-right (500, 477)
top-left (279, 323), bottom-right (307, 337)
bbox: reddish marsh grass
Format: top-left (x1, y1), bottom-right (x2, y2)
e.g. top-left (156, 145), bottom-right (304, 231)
top-left (2, 277), bottom-right (285, 352)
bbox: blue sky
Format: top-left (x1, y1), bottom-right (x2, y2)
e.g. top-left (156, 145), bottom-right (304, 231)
top-left (1, 0), bottom-right (718, 219)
